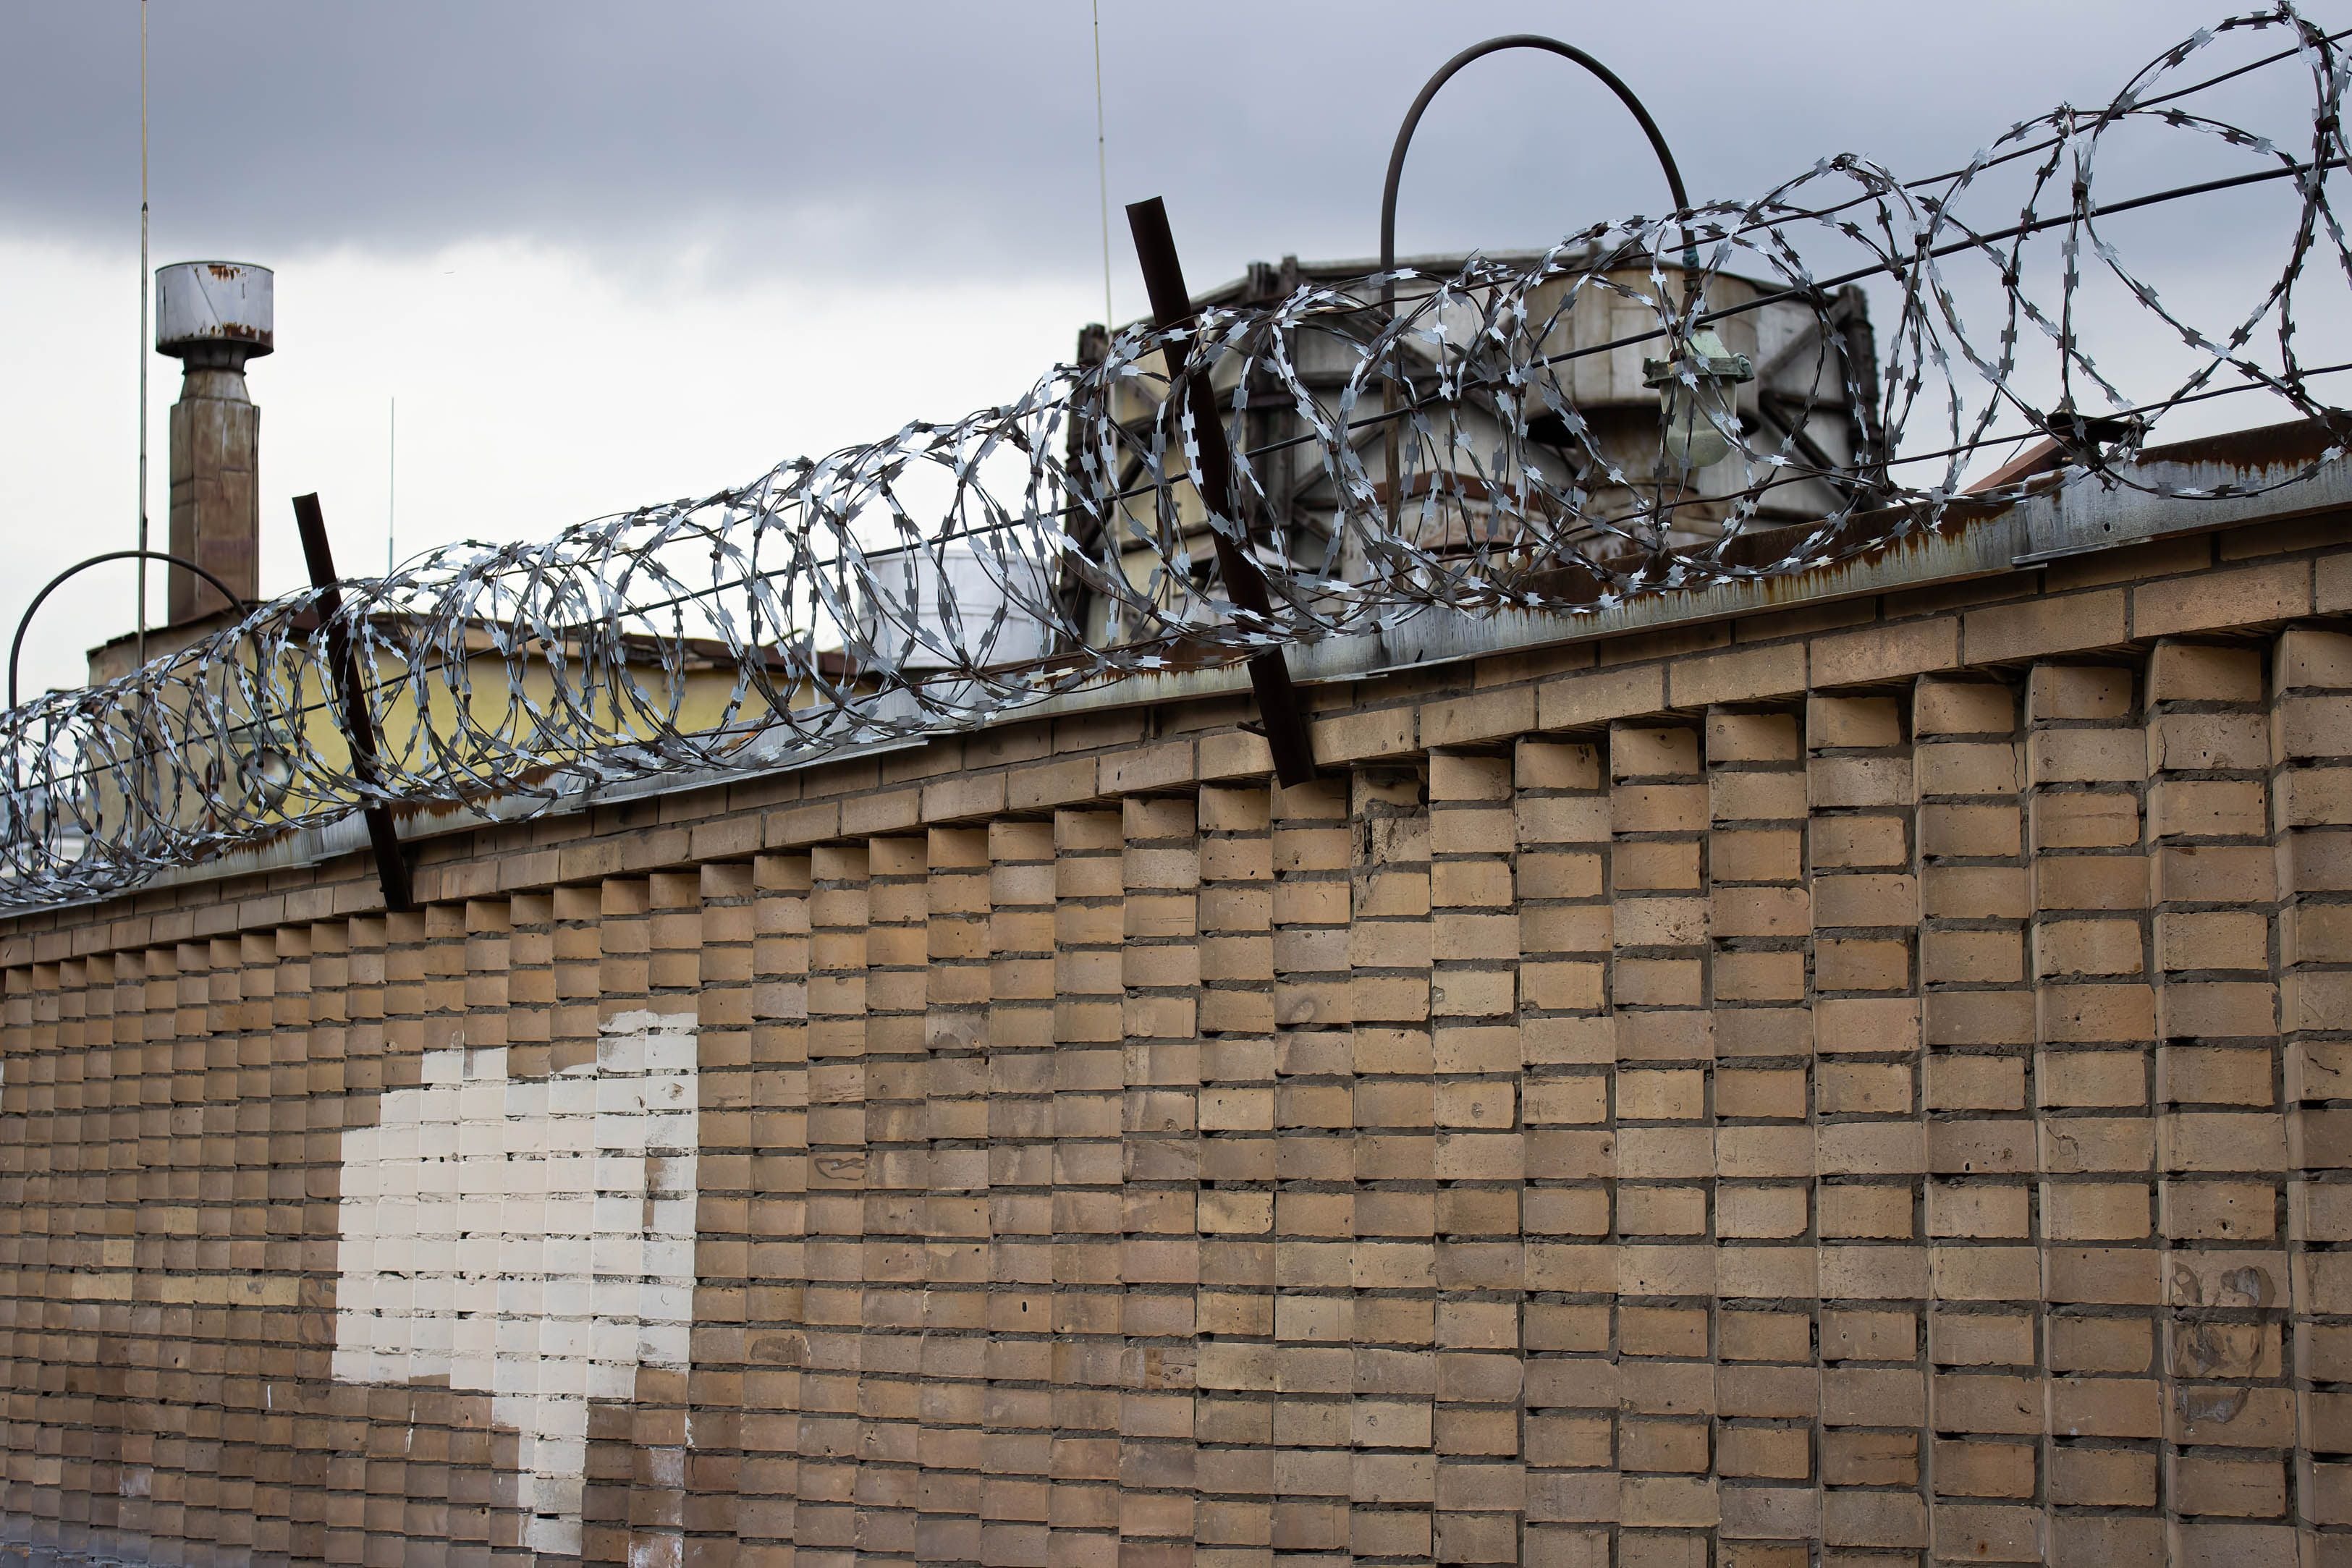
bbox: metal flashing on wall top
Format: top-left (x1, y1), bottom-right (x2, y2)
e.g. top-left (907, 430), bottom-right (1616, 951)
top-left (44, 421), bottom-right (2348, 920)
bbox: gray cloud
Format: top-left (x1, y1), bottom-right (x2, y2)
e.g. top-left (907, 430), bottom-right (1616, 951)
top-left (0, 0), bottom-right (2273, 296)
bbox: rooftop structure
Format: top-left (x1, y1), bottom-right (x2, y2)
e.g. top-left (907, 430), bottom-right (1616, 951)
top-left (1063, 250), bottom-right (1879, 649)
top-left (156, 260), bottom-right (273, 626)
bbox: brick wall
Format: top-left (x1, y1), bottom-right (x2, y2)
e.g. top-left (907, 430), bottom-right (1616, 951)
top-left (4, 521), bottom-right (2352, 1565)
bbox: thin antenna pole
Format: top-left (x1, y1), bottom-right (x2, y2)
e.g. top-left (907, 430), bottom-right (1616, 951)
top-left (387, 397), bottom-right (397, 575)
top-left (136, 0), bottom-right (150, 666)
top-left (1091, 0), bottom-right (1112, 330)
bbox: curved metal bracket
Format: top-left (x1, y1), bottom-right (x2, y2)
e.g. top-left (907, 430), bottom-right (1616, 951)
top-left (1375, 38), bottom-right (1699, 552)
top-left (9, 548), bottom-right (250, 711)
top-left (1379, 34), bottom-right (1693, 280)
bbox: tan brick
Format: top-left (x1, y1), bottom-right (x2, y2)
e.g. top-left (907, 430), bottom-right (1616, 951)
top-left (1926, 1055), bottom-right (2026, 1112)
top-left (1515, 738), bottom-right (1602, 790)
top-left (1810, 815), bottom-right (1908, 870)
top-left (2036, 855), bottom-right (2149, 912)
top-left (1814, 1061), bottom-right (1908, 1119)
top-left (1966, 590), bottom-right (2129, 664)
top-left (921, 769), bottom-right (1008, 822)
top-left (2150, 711), bottom-right (2269, 771)
top-left (2134, 559), bottom-right (2311, 637)
top-left (2149, 640), bottom-right (2266, 703)
top-left (2279, 626), bottom-right (2352, 690)
top-left (1814, 873), bottom-right (1917, 928)
top-left (2027, 728), bottom-right (2143, 785)
top-left (1613, 842), bottom-right (1701, 891)
top-left (1312, 703), bottom-right (1416, 762)
top-left (1817, 937), bottom-right (1910, 992)
top-left (1813, 616), bottom-right (1961, 688)
top-left (1921, 803), bottom-right (2021, 858)
top-left (2149, 779), bottom-right (2267, 840)
top-left (1705, 709), bottom-right (1800, 763)
top-left (1611, 724), bottom-right (1701, 779)
top-left (2319, 553), bottom-right (2352, 614)
top-left (1810, 755), bottom-right (1914, 809)
top-left (2026, 664), bottom-right (2133, 722)
top-left (2029, 791), bottom-right (2141, 849)
top-left (1712, 829), bottom-right (1802, 883)
top-left (1917, 741), bottom-right (2018, 797)
top-left (1916, 676), bottom-right (2015, 736)
top-left (1618, 1068), bottom-right (1706, 1121)
top-left (1101, 739), bottom-right (1196, 796)
top-left (2277, 695), bottom-right (2352, 759)
top-left (1421, 686), bottom-right (1535, 749)
top-left (2034, 918), bottom-right (2144, 979)
top-left (1007, 755), bottom-right (1100, 810)
top-left (1808, 693), bottom-right (1903, 749)
top-left (1671, 641), bottom-right (1806, 708)
top-left (1712, 769), bottom-right (1807, 821)
top-left (1922, 865), bottom-right (2030, 920)
top-left (1538, 664), bottom-right (1666, 731)
top-left (1429, 750), bottom-right (1513, 802)
top-left (1921, 928), bottom-right (2023, 986)
top-left (1198, 726), bottom-right (1275, 780)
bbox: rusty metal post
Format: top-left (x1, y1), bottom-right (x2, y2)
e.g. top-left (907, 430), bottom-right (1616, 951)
top-left (1125, 197), bottom-right (1318, 787)
top-left (292, 493), bottom-right (413, 912)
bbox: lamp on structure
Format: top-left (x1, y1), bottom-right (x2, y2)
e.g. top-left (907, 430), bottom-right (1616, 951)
top-left (1378, 36), bottom-right (1746, 487)
top-left (236, 736), bottom-right (296, 813)
top-left (1646, 327), bottom-right (1754, 473)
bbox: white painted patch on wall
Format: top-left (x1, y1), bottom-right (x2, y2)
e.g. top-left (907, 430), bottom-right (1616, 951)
top-left (331, 1010), bottom-right (698, 1558)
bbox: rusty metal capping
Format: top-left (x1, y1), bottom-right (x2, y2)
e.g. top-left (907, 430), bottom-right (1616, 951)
top-left (2010, 419), bottom-right (2348, 564)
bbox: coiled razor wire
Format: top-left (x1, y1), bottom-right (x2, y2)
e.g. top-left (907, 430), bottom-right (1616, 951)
top-left (4, 1), bottom-right (2351, 909)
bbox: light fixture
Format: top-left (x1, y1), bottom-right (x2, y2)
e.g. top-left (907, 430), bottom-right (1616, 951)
top-left (240, 745), bottom-right (295, 813)
top-left (1646, 327), bottom-right (1755, 473)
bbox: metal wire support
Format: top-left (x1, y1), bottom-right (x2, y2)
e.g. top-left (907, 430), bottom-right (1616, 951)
top-left (9, 550), bottom-right (249, 713)
top-left (294, 493), bottom-right (414, 912)
top-left (1376, 35), bottom-right (1698, 569)
top-left (1, 3), bottom-right (2348, 910)
top-left (1379, 35), bottom-right (1693, 277)
top-left (1128, 196), bottom-right (1319, 787)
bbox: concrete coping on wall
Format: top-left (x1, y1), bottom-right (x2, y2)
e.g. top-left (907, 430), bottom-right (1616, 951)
top-left (35, 417), bottom-right (2352, 918)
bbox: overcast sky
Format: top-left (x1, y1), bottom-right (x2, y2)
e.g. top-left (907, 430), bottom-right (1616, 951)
top-left (0, 0), bottom-right (2317, 698)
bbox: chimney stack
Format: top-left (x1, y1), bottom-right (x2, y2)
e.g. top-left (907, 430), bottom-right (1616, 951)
top-left (155, 261), bottom-right (272, 624)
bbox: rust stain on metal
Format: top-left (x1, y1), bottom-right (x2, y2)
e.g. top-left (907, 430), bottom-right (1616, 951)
top-left (2144, 414), bottom-right (2342, 477)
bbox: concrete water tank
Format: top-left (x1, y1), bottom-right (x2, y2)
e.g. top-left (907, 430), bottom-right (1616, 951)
top-left (155, 261), bottom-right (274, 624)
top-left (155, 261), bottom-right (274, 363)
